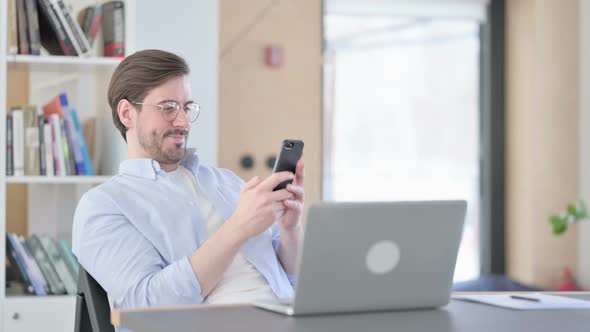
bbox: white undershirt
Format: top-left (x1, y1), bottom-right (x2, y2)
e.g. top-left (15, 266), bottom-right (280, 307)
top-left (168, 166), bottom-right (277, 304)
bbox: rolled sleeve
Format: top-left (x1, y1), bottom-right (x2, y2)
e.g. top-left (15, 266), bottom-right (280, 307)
top-left (72, 189), bottom-right (204, 308)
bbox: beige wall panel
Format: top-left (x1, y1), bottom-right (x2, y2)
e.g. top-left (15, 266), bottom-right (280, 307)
top-left (220, 0), bottom-right (278, 53)
top-left (219, 0), bottom-right (322, 206)
top-left (6, 65), bottom-right (30, 236)
top-left (506, 0), bottom-right (535, 284)
top-left (506, 0), bottom-right (579, 288)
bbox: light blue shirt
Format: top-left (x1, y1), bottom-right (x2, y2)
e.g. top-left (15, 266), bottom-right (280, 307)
top-left (72, 149), bottom-right (295, 309)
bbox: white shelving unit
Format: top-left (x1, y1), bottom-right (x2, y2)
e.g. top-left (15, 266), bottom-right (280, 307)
top-left (0, 1), bottom-right (135, 331)
top-left (1, 0), bottom-right (219, 330)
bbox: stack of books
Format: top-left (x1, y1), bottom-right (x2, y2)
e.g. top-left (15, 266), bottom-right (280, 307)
top-left (7, 0), bottom-right (125, 57)
top-left (5, 233), bottom-right (80, 296)
top-left (6, 93), bottom-right (95, 176)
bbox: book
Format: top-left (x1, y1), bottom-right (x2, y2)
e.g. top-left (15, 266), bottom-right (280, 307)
top-left (24, 0), bottom-right (41, 55)
top-left (83, 117), bottom-right (97, 173)
top-left (8, 0), bottom-right (18, 54)
top-left (102, 1), bottom-right (125, 57)
top-left (38, 113), bottom-right (47, 175)
top-left (44, 120), bottom-right (55, 176)
top-left (79, 5), bottom-right (94, 35)
top-left (23, 106), bottom-right (40, 176)
top-left (6, 113), bottom-right (14, 176)
top-left (47, 0), bottom-right (83, 56)
top-left (16, 0), bottom-right (30, 54)
top-left (56, 0), bottom-right (91, 56)
top-left (59, 94), bottom-right (85, 174)
top-left (17, 235), bottom-right (50, 295)
top-left (11, 108), bottom-right (25, 176)
top-left (37, 0), bottom-right (77, 55)
top-left (49, 114), bottom-right (66, 176)
top-left (8, 233), bottom-right (48, 295)
top-left (58, 239), bottom-right (79, 280)
top-left (6, 234), bottom-right (35, 294)
top-left (42, 94), bottom-right (65, 118)
top-left (39, 236), bottom-right (77, 294)
top-left (59, 117), bottom-right (74, 175)
top-left (80, 4), bottom-right (103, 47)
top-left (70, 108), bottom-right (93, 175)
top-left (26, 235), bottom-right (67, 295)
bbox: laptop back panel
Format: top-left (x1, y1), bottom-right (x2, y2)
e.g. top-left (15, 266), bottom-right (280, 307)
top-left (292, 201), bottom-right (466, 315)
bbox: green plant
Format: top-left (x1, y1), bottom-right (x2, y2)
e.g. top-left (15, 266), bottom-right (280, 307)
top-left (549, 199), bottom-right (588, 235)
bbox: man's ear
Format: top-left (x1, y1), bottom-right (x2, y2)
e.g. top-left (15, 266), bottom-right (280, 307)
top-left (117, 99), bottom-right (136, 129)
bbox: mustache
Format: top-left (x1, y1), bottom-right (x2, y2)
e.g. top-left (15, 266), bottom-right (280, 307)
top-left (164, 129), bottom-right (189, 137)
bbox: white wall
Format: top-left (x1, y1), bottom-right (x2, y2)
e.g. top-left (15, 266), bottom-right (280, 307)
top-left (579, 0), bottom-right (590, 290)
top-left (134, 0), bottom-right (219, 166)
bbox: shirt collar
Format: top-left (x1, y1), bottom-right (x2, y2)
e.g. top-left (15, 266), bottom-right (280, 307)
top-left (118, 148), bottom-right (200, 179)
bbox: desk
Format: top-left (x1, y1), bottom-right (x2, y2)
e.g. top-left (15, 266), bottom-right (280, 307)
top-left (111, 293), bottom-right (590, 332)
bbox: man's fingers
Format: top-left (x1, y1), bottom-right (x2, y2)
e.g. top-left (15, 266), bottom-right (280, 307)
top-left (284, 199), bottom-right (303, 211)
top-left (272, 202), bottom-right (287, 215)
top-left (294, 158), bottom-right (305, 186)
top-left (269, 188), bottom-right (295, 202)
top-left (286, 184), bottom-right (304, 200)
top-left (260, 171), bottom-right (295, 191)
top-left (243, 176), bottom-right (262, 191)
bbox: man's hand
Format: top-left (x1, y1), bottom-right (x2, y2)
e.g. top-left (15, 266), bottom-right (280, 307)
top-left (228, 171), bottom-right (295, 240)
top-left (280, 158), bottom-right (305, 230)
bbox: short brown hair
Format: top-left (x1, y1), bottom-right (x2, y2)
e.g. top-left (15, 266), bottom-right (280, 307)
top-left (107, 49), bottom-right (190, 141)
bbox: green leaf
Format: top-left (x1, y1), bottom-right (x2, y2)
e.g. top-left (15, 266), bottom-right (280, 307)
top-left (567, 204), bottom-right (578, 218)
top-left (550, 215), bottom-right (567, 235)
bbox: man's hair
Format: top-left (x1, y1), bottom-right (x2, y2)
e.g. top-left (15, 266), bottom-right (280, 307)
top-left (107, 49), bottom-right (190, 141)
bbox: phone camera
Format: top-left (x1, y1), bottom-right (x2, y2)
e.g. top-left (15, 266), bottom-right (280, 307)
top-left (285, 141), bottom-right (294, 149)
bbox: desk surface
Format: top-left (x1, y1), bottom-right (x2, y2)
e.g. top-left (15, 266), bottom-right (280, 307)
top-left (112, 293), bottom-right (590, 332)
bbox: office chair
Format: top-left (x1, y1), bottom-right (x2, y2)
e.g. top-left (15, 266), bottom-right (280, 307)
top-left (74, 267), bottom-right (115, 332)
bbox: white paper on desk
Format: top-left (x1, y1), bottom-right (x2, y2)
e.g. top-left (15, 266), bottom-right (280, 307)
top-left (451, 293), bottom-right (590, 310)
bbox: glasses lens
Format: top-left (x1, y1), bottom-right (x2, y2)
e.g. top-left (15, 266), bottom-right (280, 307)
top-left (187, 103), bottom-right (201, 122)
top-left (161, 102), bottom-right (180, 121)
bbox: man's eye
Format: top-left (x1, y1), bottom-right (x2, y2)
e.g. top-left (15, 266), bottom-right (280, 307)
top-left (162, 104), bottom-right (178, 113)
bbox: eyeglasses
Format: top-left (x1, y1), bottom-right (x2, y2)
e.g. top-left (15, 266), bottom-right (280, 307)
top-left (131, 101), bottom-right (201, 123)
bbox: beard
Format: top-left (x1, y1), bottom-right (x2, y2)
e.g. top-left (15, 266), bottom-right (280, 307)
top-left (137, 123), bottom-right (189, 165)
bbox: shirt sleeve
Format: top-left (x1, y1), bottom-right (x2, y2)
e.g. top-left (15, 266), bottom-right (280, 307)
top-left (72, 189), bottom-right (203, 308)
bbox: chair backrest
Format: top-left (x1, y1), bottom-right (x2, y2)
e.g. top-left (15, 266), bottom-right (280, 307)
top-left (74, 267), bottom-right (115, 332)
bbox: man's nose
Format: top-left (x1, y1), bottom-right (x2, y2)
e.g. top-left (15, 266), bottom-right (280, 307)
top-left (173, 109), bottom-right (190, 127)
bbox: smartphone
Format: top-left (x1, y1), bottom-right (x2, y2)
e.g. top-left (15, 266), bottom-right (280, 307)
top-left (272, 139), bottom-right (304, 191)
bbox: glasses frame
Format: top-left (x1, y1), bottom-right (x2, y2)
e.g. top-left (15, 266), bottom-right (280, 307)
top-left (131, 101), bottom-right (201, 123)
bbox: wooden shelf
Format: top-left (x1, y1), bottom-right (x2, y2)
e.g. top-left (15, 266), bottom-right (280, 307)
top-left (5, 176), bottom-right (112, 184)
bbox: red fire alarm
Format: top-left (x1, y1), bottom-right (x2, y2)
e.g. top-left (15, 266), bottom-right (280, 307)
top-left (265, 44), bottom-right (283, 68)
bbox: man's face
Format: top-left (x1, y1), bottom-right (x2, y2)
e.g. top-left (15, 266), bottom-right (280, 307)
top-left (134, 75), bottom-right (192, 165)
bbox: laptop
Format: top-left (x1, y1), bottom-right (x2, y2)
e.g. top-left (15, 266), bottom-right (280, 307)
top-left (252, 200), bottom-right (467, 315)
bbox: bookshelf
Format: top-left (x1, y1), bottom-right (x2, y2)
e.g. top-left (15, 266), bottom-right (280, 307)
top-left (1, 0), bottom-right (135, 331)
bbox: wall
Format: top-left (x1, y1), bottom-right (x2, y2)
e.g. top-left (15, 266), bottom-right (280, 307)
top-left (218, 0), bottom-right (323, 206)
top-left (506, 0), bottom-right (580, 288)
top-left (5, 67), bottom-right (28, 236)
top-left (578, 0), bottom-right (590, 290)
top-left (134, 0), bottom-right (219, 166)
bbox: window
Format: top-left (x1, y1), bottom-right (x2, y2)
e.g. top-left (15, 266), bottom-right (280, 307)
top-left (324, 15), bottom-right (481, 281)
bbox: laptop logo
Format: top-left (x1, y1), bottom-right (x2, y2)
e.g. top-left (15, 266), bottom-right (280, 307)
top-left (366, 240), bottom-right (401, 275)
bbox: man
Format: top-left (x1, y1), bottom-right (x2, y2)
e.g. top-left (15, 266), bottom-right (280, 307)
top-left (72, 49), bottom-right (304, 308)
